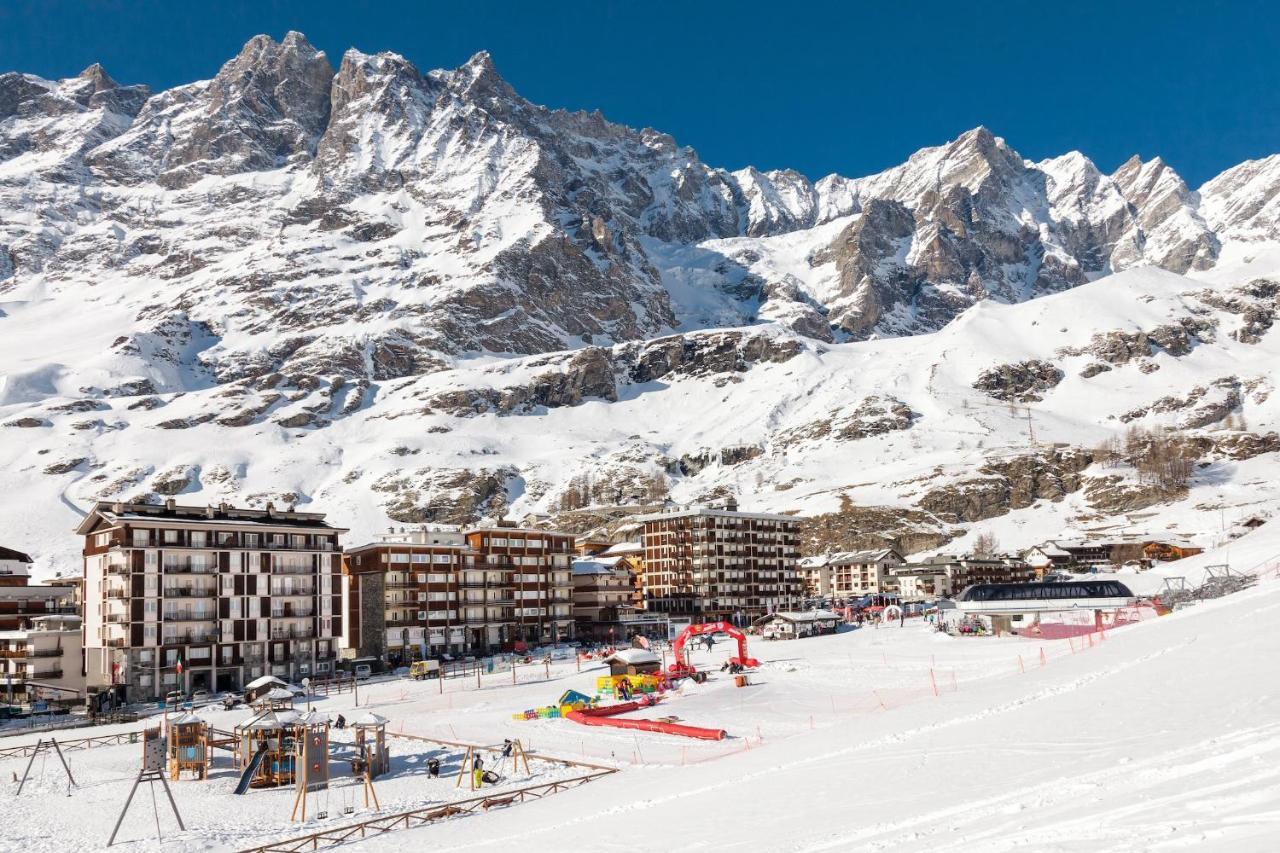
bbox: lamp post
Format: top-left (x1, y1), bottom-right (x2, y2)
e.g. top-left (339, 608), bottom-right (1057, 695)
top-left (302, 677), bottom-right (311, 712)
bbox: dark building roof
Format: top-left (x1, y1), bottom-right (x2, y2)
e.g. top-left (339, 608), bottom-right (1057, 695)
top-left (0, 546), bottom-right (33, 563)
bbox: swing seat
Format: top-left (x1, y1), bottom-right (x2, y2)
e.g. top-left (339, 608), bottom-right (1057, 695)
top-left (344, 805), bottom-right (355, 815)
top-left (317, 810), bottom-right (328, 820)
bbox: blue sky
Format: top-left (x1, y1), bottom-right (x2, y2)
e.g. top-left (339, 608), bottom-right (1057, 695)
top-left (1, 0), bottom-right (1276, 187)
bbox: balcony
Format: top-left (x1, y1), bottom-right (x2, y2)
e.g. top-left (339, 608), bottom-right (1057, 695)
top-left (271, 564), bottom-right (314, 575)
top-left (30, 667), bottom-right (63, 679)
top-left (162, 632), bottom-right (216, 644)
top-left (105, 612), bottom-right (130, 624)
top-left (105, 588), bottom-right (130, 599)
top-left (271, 609), bottom-right (314, 618)
top-left (162, 612), bottom-right (216, 623)
top-left (0, 648), bottom-right (26, 659)
top-left (105, 562), bottom-right (131, 576)
top-left (162, 561), bottom-right (216, 575)
top-left (269, 587), bottom-right (315, 598)
top-left (270, 628), bottom-right (317, 640)
top-left (163, 587), bottom-right (215, 598)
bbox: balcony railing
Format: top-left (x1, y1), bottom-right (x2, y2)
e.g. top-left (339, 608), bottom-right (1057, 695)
top-left (27, 648), bottom-right (62, 658)
top-left (30, 667), bottom-right (63, 679)
top-left (162, 632), bottom-right (217, 644)
top-left (162, 612), bottom-right (216, 623)
top-left (105, 588), bottom-right (130, 599)
top-left (162, 562), bottom-right (216, 574)
top-left (270, 628), bottom-right (317, 640)
top-left (270, 564), bottom-right (314, 575)
top-left (105, 563), bottom-right (131, 575)
top-left (0, 649), bottom-right (26, 659)
top-left (105, 612), bottom-right (130, 624)
top-left (163, 587), bottom-right (216, 598)
top-left (271, 609), bottom-right (314, 618)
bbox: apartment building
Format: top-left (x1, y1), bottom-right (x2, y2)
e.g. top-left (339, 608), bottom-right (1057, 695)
top-left (0, 614), bottom-right (82, 702)
top-left (342, 523), bottom-right (576, 660)
top-left (893, 554), bottom-right (1035, 599)
top-left (636, 501), bottom-right (802, 621)
top-left (571, 556), bottom-right (637, 642)
top-left (78, 500), bottom-right (346, 702)
top-left (797, 556), bottom-right (832, 598)
top-left (827, 549), bottom-right (905, 599)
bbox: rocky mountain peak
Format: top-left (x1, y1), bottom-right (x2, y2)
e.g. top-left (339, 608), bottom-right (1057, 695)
top-left (76, 63), bottom-right (119, 92)
top-left (87, 31), bottom-right (334, 186)
top-left (451, 49), bottom-right (517, 103)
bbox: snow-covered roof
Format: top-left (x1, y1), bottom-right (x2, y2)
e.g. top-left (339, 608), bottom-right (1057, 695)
top-left (245, 674), bottom-right (288, 690)
top-left (827, 549), bottom-right (902, 565)
top-left (763, 610), bottom-right (841, 623)
top-left (604, 648), bottom-right (659, 665)
top-left (573, 557), bottom-right (626, 575)
top-left (601, 541), bottom-right (642, 555)
top-left (353, 712), bottom-right (388, 727)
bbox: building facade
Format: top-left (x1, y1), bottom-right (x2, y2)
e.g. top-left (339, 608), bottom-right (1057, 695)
top-left (828, 549), bottom-right (905, 599)
top-left (342, 523), bottom-right (576, 660)
top-left (571, 556), bottom-right (638, 642)
top-left (78, 500), bottom-right (346, 702)
top-left (797, 556), bottom-right (832, 599)
top-left (0, 614), bottom-right (83, 702)
top-left (0, 545), bottom-right (34, 585)
top-left (636, 503), bottom-right (802, 621)
top-left (894, 554), bottom-right (1035, 599)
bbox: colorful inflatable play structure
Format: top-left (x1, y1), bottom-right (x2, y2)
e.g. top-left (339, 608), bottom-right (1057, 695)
top-left (511, 690), bottom-right (599, 721)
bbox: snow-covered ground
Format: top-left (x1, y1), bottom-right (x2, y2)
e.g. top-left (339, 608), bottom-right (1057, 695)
top-left (6, 524), bottom-right (1279, 852)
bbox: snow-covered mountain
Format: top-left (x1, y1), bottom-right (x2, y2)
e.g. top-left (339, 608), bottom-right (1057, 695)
top-left (3, 32), bottom-right (1280, 574)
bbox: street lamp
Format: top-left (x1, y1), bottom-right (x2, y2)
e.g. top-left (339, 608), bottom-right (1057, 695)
top-left (301, 677), bottom-right (311, 712)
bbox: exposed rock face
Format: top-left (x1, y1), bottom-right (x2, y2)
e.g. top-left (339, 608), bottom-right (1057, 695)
top-left (800, 504), bottom-right (956, 555)
top-left (918, 446), bottom-right (1093, 523)
top-left (973, 360), bottom-right (1064, 403)
top-left (370, 466), bottom-right (515, 524)
top-left (414, 330), bottom-right (801, 417)
top-left (776, 396), bottom-right (918, 445)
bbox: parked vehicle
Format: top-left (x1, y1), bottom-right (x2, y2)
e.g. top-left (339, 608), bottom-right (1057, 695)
top-left (190, 689), bottom-right (211, 703)
top-left (354, 663), bottom-right (373, 680)
top-left (409, 660), bottom-right (440, 680)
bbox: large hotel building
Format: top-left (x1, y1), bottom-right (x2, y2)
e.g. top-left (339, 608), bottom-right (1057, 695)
top-left (342, 523), bottom-right (576, 661)
top-left (636, 500), bottom-right (802, 622)
top-left (78, 500), bottom-right (346, 702)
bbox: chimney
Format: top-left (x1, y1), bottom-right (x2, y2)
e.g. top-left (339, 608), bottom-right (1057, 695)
top-left (111, 501), bottom-right (124, 514)
top-left (265, 501), bottom-right (275, 517)
top-left (164, 498), bottom-right (176, 511)
top-left (206, 505), bottom-right (215, 519)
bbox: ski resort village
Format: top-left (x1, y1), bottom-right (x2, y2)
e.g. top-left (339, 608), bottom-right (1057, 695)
top-left (4, 15), bottom-right (1280, 853)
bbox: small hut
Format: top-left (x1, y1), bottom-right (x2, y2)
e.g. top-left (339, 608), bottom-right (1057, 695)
top-left (167, 712), bottom-right (210, 780)
top-left (352, 712), bottom-right (390, 778)
top-left (244, 675), bottom-right (291, 705)
top-left (235, 708), bottom-right (302, 789)
top-left (603, 647), bottom-right (661, 677)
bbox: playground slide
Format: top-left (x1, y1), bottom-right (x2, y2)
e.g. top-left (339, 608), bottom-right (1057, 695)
top-left (566, 701), bottom-right (727, 741)
top-left (233, 744), bottom-right (268, 795)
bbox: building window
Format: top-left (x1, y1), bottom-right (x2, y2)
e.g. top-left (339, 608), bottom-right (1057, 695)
top-left (163, 529), bottom-right (179, 544)
top-left (132, 530), bottom-right (149, 547)
top-left (244, 533), bottom-right (258, 548)
top-left (190, 531), bottom-right (206, 548)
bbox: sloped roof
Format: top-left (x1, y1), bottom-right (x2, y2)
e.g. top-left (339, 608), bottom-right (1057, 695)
top-left (0, 546), bottom-right (33, 563)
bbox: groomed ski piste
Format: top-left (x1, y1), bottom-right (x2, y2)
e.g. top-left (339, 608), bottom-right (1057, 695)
top-left (6, 524), bottom-right (1280, 852)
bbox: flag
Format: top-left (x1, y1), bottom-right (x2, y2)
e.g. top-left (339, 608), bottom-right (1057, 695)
top-left (175, 655), bottom-right (184, 676)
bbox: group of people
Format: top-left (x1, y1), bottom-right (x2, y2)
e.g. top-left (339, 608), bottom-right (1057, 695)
top-left (470, 739), bottom-right (515, 788)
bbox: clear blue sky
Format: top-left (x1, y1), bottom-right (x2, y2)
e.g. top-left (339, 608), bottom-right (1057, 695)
top-left (2, 0), bottom-right (1277, 187)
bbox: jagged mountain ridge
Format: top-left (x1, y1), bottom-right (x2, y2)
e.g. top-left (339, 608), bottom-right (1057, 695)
top-left (4, 32), bottom-right (1280, 573)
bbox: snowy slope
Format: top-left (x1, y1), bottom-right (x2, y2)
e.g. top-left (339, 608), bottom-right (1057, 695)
top-left (5, 524), bottom-right (1280, 851)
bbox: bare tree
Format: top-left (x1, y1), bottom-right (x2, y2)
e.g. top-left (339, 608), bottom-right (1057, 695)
top-left (973, 531), bottom-right (999, 557)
